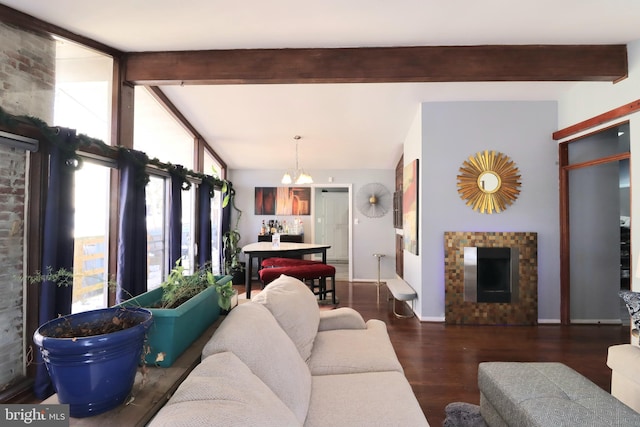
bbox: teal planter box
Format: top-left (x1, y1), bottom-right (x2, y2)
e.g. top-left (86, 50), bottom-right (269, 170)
top-left (119, 275), bottom-right (233, 367)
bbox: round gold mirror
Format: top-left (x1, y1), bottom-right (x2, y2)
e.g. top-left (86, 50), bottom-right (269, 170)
top-left (457, 150), bottom-right (521, 214)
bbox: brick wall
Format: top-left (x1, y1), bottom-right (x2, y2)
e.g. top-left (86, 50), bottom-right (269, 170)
top-left (0, 21), bottom-right (55, 388)
top-left (0, 22), bottom-right (55, 120)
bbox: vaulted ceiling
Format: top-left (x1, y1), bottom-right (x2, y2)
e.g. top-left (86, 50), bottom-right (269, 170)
top-left (2, 1), bottom-right (640, 171)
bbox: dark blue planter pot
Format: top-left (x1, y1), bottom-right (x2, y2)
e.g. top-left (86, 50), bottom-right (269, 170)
top-left (33, 306), bottom-right (153, 418)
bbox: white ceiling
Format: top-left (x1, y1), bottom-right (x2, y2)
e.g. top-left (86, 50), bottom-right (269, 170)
top-left (4, 0), bottom-right (640, 171)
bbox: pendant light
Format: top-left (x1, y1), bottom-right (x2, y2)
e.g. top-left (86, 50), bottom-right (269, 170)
top-left (282, 135), bottom-right (313, 185)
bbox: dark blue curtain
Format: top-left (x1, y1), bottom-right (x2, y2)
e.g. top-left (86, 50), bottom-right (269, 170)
top-left (34, 129), bottom-right (77, 399)
top-left (168, 169), bottom-right (183, 269)
top-left (116, 150), bottom-right (148, 304)
top-left (197, 180), bottom-right (213, 268)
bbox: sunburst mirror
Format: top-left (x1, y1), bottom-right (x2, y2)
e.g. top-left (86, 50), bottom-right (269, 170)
top-left (457, 150), bottom-right (521, 214)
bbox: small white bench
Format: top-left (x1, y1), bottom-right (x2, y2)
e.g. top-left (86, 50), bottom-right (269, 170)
top-left (384, 277), bottom-right (417, 318)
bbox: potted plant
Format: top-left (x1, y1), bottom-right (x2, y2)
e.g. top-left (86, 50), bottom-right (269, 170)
top-left (33, 306), bottom-right (153, 418)
top-left (223, 228), bottom-right (245, 285)
top-left (222, 184), bottom-right (245, 285)
top-left (118, 261), bottom-right (232, 367)
top-left (212, 272), bottom-right (238, 313)
top-left (27, 267), bottom-right (153, 417)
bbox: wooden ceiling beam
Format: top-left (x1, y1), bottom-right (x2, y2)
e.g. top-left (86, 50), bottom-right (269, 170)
top-left (124, 45), bottom-right (627, 85)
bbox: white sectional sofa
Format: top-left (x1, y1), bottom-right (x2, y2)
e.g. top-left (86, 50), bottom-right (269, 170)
top-left (607, 343), bottom-right (640, 413)
top-left (149, 274), bottom-right (430, 426)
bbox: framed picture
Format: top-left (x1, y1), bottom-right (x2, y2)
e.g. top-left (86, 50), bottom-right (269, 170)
top-left (255, 187), bottom-right (311, 215)
top-left (254, 187), bottom-right (276, 215)
top-left (403, 159), bottom-right (419, 255)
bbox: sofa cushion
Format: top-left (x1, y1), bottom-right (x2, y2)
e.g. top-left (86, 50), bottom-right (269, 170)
top-left (253, 274), bottom-right (320, 362)
top-left (308, 319), bottom-right (403, 375)
top-left (202, 302), bottom-right (311, 424)
top-left (318, 307), bottom-right (367, 331)
top-left (148, 352), bottom-right (300, 427)
top-left (305, 371), bottom-right (429, 427)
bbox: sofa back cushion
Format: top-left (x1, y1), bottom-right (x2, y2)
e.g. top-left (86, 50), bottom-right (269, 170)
top-left (253, 274), bottom-right (320, 362)
top-left (149, 352), bottom-right (300, 427)
top-left (202, 302), bottom-right (311, 423)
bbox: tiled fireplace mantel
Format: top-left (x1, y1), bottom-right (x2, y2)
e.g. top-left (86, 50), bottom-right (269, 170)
top-left (444, 231), bottom-right (538, 325)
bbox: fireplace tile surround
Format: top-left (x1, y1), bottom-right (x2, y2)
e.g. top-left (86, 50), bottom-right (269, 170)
top-left (444, 231), bottom-right (538, 325)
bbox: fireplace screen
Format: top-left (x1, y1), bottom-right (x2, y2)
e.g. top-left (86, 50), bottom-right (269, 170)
top-left (464, 247), bottom-right (519, 303)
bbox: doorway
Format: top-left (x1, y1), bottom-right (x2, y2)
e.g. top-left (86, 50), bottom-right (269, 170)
top-left (560, 122), bottom-right (630, 324)
top-left (314, 186), bottom-right (351, 280)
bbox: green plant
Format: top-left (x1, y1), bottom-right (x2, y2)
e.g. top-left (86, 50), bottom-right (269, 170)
top-left (223, 229), bottom-right (243, 275)
top-left (159, 260), bottom-right (215, 309)
top-left (22, 266), bottom-right (118, 293)
top-left (160, 260), bottom-right (234, 310)
top-left (207, 270), bottom-right (235, 311)
top-left (23, 266), bottom-right (75, 287)
top-left (222, 183), bottom-right (244, 275)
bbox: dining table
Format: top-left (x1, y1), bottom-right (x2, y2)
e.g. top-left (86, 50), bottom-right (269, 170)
top-left (241, 241), bottom-right (331, 298)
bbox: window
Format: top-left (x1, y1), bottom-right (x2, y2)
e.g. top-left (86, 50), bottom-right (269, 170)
top-left (54, 39), bottom-right (113, 143)
top-left (53, 40), bottom-right (114, 313)
top-left (146, 175), bottom-right (167, 290)
top-left (72, 161), bottom-right (110, 313)
top-left (133, 87), bottom-right (193, 167)
top-left (135, 86), bottom-right (196, 284)
top-left (204, 150), bottom-right (224, 274)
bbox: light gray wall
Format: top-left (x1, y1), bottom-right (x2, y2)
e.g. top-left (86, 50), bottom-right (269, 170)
top-left (407, 101), bottom-right (560, 322)
top-left (228, 168), bottom-right (396, 280)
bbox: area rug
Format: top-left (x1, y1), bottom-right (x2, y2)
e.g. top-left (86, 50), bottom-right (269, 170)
top-left (442, 402), bottom-right (488, 427)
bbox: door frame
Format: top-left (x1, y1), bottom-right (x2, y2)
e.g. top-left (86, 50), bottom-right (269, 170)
top-left (310, 184), bottom-right (353, 281)
top-left (559, 121), bottom-right (630, 324)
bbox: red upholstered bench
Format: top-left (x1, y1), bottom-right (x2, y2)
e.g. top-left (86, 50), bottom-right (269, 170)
top-left (259, 264), bottom-right (336, 304)
top-left (261, 257), bottom-right (323, 268)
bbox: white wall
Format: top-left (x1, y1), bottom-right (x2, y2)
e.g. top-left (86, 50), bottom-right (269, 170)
top-left (402, 106), bottom-right (427, 317)
top-left (558, 39), bottom-right (640, 293)
top-left (228, 168), bottom-right (396, 281)
top-left (405, 101), bottom-right (559, 322)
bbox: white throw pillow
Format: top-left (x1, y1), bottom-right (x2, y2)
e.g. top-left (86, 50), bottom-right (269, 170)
top-left (253, 274), bottom-right (320, 362)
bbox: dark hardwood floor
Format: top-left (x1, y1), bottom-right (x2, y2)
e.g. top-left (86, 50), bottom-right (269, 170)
top-left (328, 280), bottom-right (630, 426)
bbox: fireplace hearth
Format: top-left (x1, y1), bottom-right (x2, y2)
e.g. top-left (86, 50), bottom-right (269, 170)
top-left (444, 231), bottom-right (537, 325)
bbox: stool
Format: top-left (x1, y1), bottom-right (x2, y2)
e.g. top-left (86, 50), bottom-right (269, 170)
top-left (259, 264), bottom-right (336, 304)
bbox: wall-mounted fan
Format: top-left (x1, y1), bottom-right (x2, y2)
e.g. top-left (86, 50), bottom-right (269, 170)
top-left (356, 183), bottom-right (391, 218)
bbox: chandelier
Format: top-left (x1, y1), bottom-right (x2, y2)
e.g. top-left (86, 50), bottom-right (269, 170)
top-left (281, 135), bottom-right (313, 185)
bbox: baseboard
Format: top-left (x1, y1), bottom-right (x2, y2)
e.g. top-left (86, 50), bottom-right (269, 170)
top-left (419, 315), bottom-right (446, 322)
top-left (571, 318), bottom-right (623, 325)
top-left (537, 319), bottom-right (561, 324)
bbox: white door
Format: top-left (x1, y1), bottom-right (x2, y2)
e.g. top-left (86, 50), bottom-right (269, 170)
top-left (318, 191), bottom-right (349, 261)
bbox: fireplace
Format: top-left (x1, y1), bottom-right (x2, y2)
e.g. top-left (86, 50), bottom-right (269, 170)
top-left (464, 247), bottom-right (519, 303)
top-left (444, 231), bottom-right (537, 325)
